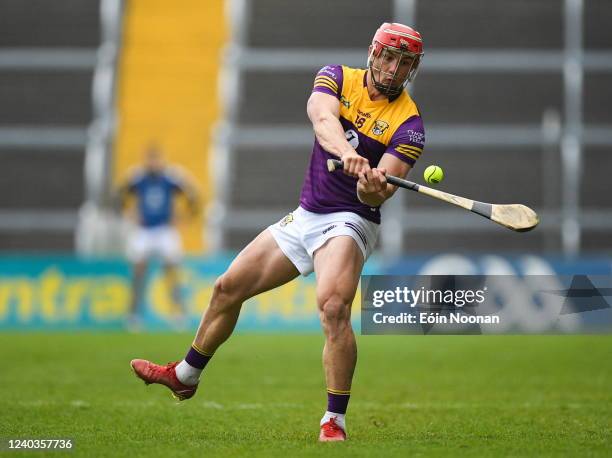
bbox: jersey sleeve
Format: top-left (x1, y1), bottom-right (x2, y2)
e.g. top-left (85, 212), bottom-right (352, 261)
top-left (126, 169), bottom-right (144, 192)
top-left (385, 115), bottom-right (425, 165)
top-left (165, 167), bottom-right (186, 193)
top-left (312, 65), bottom-right (344, 99)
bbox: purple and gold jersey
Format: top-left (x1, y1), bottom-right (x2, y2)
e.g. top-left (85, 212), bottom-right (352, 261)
top-left (299, 65), bottom-right (425, 224)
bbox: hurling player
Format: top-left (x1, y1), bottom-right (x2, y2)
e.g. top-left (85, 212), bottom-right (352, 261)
top-left (117, 145), bottom-right (199, 329)
top-left (131, 23), bottom-right (425, 441)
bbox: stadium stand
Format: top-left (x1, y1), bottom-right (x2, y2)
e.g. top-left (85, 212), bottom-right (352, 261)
top-left (0, 0), bottom-right (99, 250)
top-left (111, 0), bottom-right (226, 253)
top-left (0, 0), bottom-right (610, 257)
top-left (210, 0), bottom-right (612, 255)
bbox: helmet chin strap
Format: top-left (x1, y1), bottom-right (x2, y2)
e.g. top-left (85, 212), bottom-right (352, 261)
top-left (369, 67), bottom-right (403, 97)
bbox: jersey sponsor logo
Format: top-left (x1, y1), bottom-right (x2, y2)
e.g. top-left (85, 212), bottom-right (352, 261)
top-left (354, 111), bottom-right (372, 130)
top-left (280, 213), bottom-right (294, 227)
top-left (340, 95), bottom-right (351, 108)
top-left (319, 66), bottom-right (338, 79)
top-left (345, 129), bottom-right (359, 148)
top-left (372, 120), bottom-right (389, 136)
top-left (405, 129), bottom-right (425, 146)
top-left (322, 224), bottom-right (337, 235)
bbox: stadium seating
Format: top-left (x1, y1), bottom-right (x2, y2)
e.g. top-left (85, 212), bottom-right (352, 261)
top-left (217, 0), bottom-right (612, 254)
top-left (0, 0), bottom-right (98, 250)
top-left (112, 0), bottom-right (226, 253)
top-left (1, 0), bottom-right (610, 255)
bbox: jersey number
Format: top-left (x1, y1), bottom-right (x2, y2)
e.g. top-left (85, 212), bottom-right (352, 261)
top-left (355, 115), bottom-right (366, 129)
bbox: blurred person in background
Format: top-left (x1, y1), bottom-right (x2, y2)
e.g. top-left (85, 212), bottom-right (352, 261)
top-left (131, 22), bottom-right (425, 441)
top-left (116, 144), bottom-right (200, 330)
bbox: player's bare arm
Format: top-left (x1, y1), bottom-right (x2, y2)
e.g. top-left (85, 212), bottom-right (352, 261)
top-left (114, 177), bottom-right (140, 223)
top-left (115, 180), bottom-right (131, 210)
top-left (357, 154), bottom-right (412, 207)
top-left (307, 91), bottom-right (370, 177)
top-left (179, 179), bottom-right (201, 217)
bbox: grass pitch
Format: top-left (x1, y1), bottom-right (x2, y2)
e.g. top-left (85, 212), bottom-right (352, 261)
top-left (0, 333), bottom-right (610, 457)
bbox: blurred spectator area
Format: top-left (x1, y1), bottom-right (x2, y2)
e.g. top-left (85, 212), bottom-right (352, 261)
top-left (210, 0), bottom-right (612, 255)
top-left (109, 0), bottom-right (226, 255)
top-left (0, 0), bottom-right (611, 256)
top-left (0, 0), bottom-right (99, 250)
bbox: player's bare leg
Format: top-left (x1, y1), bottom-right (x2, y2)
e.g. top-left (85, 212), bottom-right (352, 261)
top-left (313, 236), bottom-right (364, 441)
top-left (131, 229), bottom-right (300, 399)
top-left (162, 262), bottom-right (184, 317)
top-left (192, 229), bottom-right (299, 352)
top-left (127, 260), bottom-right (147, 330)
top-left (130, 260), bottom-right (147, 314)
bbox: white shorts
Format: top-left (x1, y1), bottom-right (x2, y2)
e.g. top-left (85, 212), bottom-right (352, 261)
top-left (268, 206), bottom-right (380, 276)
top-left (127, 225), bottom-right (182, 264)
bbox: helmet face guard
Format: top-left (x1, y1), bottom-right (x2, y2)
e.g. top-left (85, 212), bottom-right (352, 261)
top-left (367, 23), bottom-right (424, 97)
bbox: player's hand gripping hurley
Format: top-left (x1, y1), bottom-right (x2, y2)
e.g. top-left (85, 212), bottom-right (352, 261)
top-left (327, 159), bottom-right (539, 232)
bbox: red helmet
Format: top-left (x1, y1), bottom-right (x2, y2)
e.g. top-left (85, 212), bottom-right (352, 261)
top-left (368, 22), bottom-right (424, 96)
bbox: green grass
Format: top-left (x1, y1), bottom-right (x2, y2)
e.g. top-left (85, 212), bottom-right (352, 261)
top-left (0, 333), bottom-right (610, 457)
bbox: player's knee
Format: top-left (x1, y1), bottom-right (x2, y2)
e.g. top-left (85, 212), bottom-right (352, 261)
top-left (212, 274), bottom-right (244, 308)
top-left (319, 293), bottom-right (350, 328)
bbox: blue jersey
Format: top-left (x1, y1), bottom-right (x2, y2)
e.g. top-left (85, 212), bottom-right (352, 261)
top-left (128, 169), bottom-right (183, 227)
